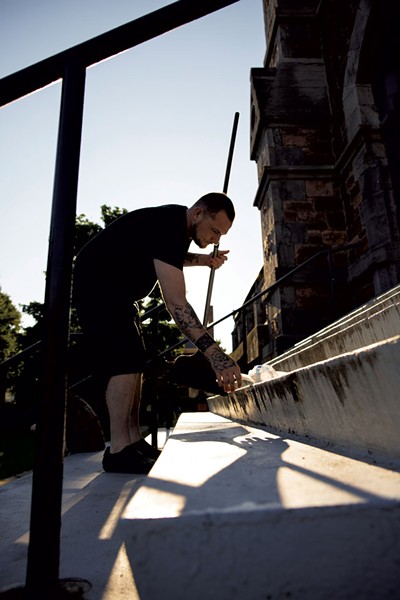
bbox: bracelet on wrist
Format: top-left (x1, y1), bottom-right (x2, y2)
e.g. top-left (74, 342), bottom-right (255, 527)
top-left (195, 332), bottom-right (215, 353)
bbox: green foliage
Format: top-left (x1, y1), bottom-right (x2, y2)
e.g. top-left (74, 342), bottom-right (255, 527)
top-left (100, 204), bottom-right (128, 227)
top-left (12, 301), bottom-right (44, 409)
top-left (18, 301), bottom-right (45, 353)
top-left (0, 289), bottom-right (21, 362)
top-left (74, 214), bottom-right (102, 257)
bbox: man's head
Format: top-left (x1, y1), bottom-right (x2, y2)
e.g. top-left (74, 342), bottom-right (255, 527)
top-left (189, 192), bottom-right (235, 249)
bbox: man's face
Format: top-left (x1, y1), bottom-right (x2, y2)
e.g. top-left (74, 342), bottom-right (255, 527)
top-left (192, 209), bottom-right (232, 249)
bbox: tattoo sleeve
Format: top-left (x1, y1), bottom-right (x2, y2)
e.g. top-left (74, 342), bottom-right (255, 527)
top-left (208, 347), bottom-right (235, 371)
top-left (173, 302), bottom-right (204, 343)
top-left (184, 253), bottom-right (200, 265)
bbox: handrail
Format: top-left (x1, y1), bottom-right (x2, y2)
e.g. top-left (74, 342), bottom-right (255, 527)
top-left (156, 241), bottom-right (362, 358)
top-left (210, 241), bottom-right (361, 327)
top-left (0, 340), bottom-right (42, 373)
top-left (0, 0), bottom-right (239, 107)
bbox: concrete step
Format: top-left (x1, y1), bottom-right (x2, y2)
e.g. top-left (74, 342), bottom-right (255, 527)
top-left (1, 417), bottom-right (399, 599)
top-left (209, 335), bottom-right (400, 468)
top-left (122, 412), bottom-right (400, 600)
top-left (268, 283), bottom-right (400, 372)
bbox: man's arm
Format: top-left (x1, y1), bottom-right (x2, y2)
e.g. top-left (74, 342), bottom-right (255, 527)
top-left (184, 250), bottom-right (229, 269)
top-left (154, 258), bottom-right (241, 392)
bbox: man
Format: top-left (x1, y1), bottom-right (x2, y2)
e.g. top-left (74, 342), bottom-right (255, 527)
top-left (73, 192), bottom-right (242, 474)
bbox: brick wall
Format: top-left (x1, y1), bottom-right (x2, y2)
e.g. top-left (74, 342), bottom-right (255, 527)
top-left (237, 0), bottom-right (400, 362)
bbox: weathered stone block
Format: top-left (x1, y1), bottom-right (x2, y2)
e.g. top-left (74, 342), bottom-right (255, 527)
top-left (306, 179), bottom-right (334, 197)
top-left (321, 230), bottom-right (348, 245)
top-left (282, 222), bottom-right (308, 244)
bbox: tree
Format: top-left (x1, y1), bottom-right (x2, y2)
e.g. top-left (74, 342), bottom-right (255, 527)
top-left (0, 289), bottom-right (21, 362)
top-left (0, 289), bottom-right (21, 404)
top-left (100, 204), bottom-right (127, 228)
top-left (73, 214), bottom-right (102, 257)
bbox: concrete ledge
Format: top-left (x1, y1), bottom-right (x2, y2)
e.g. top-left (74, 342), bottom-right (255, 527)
top-left (122, 412), bottom-right (400, 600)
top-left (269, 283), bottom-right (400, 372)
top-left (209, 336), bottom-right (400, 467)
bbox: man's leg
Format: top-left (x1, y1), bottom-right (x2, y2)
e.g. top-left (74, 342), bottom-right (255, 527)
top-left (129, 372), bottom-right (143, 445)
top-left (106, 373), bottom-right (142, 454)
top-left (103, 372), bottom-right (159, 473)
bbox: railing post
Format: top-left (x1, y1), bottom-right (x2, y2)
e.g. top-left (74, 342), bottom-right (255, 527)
top-left (241, 305), bottom-right (248, 372)
top-left (327, 249), bottom-right (337, 321)
top-left (150, 310), bottom-right (160, 449)
top-left (25, 60), bottom-right (86, 598)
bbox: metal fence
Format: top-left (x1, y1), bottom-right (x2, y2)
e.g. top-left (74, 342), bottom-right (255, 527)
top-left (0, 2), bottom-right (241, 596)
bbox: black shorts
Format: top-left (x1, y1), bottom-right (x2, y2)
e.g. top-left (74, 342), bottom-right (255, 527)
top-left (74, 279), bottom-right (148, 380)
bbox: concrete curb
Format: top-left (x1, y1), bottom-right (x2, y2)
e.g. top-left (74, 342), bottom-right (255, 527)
top-left (209, 336), bottom-right (400, 466)
top-left (269, 284), bottom-right (400, 372)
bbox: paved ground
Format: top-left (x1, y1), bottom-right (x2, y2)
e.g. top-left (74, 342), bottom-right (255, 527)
top-left (0, 431), bottom-right (170, 599)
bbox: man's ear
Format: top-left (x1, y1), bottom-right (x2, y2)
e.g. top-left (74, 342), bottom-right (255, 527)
top-left (193, 207), bottom-right (203, 224)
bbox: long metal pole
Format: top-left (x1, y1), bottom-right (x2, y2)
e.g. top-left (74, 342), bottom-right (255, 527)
top-left (203, 112), bottom-right (239, 326)
top-left (25, 61), bottom-right (86, 597)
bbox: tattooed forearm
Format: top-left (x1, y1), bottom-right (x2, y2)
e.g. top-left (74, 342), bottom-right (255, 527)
top-left (184, 253), bottom-right (200, 265)
top-left (208, 348), bottom-right (235, 371)
top-left (173, 302), bottom-right (204, 342)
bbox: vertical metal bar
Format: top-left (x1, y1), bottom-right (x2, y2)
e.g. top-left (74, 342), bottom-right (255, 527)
top-left (151, 311), bottom-right (160, 449)
top-left (25, 61), bottom-right (86, 596)
top-left (222, 111), bottom-right (240, 195)
top-left (327, 249), bottom-right (337, 321)
top-left (241, 305), bottom-right (248, 371)
top-left (203, 112), bottom-right (239, 327)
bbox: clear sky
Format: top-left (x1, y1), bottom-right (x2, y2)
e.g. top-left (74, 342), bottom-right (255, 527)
top-left (0, 0), bottom-right (266, 352)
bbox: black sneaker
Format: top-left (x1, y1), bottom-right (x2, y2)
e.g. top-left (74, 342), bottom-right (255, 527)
top-left (102, 443), bottom-right (155, 474)
top-left (135, 438), bottom-right (162, 460)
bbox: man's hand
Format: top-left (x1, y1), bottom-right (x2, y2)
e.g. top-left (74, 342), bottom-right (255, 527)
top-left (207, 346), bottom-right (242, 393)
top-left (208, 249), bottom-right (229, 270)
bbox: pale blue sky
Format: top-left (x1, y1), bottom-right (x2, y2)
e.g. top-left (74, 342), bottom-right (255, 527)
top-left (0, 0), bottom-right (266, 351)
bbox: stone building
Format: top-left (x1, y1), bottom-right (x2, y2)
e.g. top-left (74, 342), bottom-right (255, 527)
top-left (232, 0), bottom-right (400, 368)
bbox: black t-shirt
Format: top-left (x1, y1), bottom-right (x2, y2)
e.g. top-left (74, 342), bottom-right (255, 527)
top-left (74, 204), bottom-right (190, 302)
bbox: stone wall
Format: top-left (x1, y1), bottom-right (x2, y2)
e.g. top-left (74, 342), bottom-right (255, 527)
top-left (238, 0), bottom-right (400, 362)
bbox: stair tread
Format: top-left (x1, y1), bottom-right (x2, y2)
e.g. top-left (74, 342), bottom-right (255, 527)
top-left (124, 412), bottom-right (400, 522)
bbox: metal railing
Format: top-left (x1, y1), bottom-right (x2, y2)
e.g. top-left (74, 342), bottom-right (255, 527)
top-left (0, 2), bottom-right (241, 597)
top-left (155, 241), bottom-right (362, 366)
top-left (214, 241), bottom-right (362, 365)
